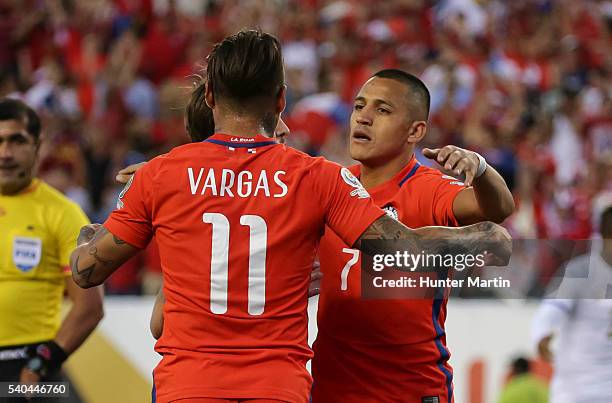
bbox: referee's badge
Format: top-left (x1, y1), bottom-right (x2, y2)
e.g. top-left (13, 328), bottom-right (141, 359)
top-left (12, 236), bottom-right (42, 272)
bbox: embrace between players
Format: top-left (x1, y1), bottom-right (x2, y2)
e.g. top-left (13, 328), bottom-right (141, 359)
top-left (71, 30), bottom-right (514, 403)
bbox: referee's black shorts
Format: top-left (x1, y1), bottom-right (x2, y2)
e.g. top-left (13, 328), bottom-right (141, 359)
top-left (0, 343), bottom-right (66, 403)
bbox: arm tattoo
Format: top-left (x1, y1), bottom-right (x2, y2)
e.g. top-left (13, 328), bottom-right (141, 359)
top-left (72, 226), bottom-right (123, 287)
top-left (112, 235), bottom-right (126, 245)
top-left (71, 255), bottom-right (96, 287)
top-left (355, 216), bottom-right (504, 272)
top-left (88, 246), bottom-right (115, 266)
top-left (358, 215), bottom-right (407, 241)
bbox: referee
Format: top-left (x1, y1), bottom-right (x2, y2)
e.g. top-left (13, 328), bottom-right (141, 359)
top-left (0, 99), bottom-right (103, 401)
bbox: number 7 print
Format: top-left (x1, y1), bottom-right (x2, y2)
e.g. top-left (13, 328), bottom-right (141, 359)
top-left (340, 248), bottom-right (360, 291)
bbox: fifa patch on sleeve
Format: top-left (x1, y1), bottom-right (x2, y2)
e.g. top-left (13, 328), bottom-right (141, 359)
top-left (117, 174), bottom-right (134, 209)
top-left (421, 397), bottom-right (439, 403)
top-left (382, 204), bottom-right (398, 220)
top-left (340, 168), bottom-right (369, 198)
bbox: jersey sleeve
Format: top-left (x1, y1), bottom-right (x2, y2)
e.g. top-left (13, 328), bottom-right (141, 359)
top-left (312, 160), bottom-right (385, 247)
top-left (55, 201), bottom-right (91, 273)
top-left (104, 166), bottom-right (154, 249)
top-left (416, 171), bottom-right (466, 226)
top-left (531, 300), bottom-right (573, 347)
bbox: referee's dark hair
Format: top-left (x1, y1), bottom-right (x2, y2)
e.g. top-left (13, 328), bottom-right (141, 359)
top-left (372, 69), bottom-right (431, 121)
top-left (206, 30), bottom-right (285, 134)
top-left (0, 98), bottom-right (41, 141)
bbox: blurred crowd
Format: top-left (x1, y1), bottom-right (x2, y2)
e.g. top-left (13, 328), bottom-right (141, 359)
top-left (0, 0), bottom-right (610, 294)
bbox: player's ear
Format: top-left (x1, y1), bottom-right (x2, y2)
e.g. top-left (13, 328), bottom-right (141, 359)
top-left (276, 85), bottom-right (287, 114)
top-left (406, 120), bottom-right (427, 144)
top-left (205, 81), bottom-right (215, 109)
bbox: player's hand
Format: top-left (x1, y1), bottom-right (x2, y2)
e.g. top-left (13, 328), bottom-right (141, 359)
top-left (422, 146), bottom-right (481, 187)
top-left (309, 260), bottom-right (322, 297)
top-left (116, 162), bottom-right (147, 184)
top-left (468, 221), bottom-right (512, 267)
top-left (77, 223), bottom-right (102, 246)
top-left (482, 222), bottom-right (512, 266)
top-left (538, 335), bottom-right (553, 362)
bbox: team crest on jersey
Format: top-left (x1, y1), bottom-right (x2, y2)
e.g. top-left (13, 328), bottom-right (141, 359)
top-left (340, 168), bottom-right (369, 198)
top-left (117, 174), bottom-right (134, 209)
top-left (383, 205), bottom-right (399, 220)
top-left (12, 236), bottom-right (42, 272)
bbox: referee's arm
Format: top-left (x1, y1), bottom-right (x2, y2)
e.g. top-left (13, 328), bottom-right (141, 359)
top-left (54, 279), bottom-right (104, 354)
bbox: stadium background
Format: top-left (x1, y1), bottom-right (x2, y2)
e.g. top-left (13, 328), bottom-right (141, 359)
top-left (1, 0), bottom-right (610, 401)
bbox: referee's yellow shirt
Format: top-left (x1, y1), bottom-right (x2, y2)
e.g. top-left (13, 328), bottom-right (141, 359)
top-left (0, 179), bottom-right (89, 347)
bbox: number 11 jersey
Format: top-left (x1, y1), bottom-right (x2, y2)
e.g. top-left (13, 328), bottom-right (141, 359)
top-left (104, 133), bottom-right (385, 403)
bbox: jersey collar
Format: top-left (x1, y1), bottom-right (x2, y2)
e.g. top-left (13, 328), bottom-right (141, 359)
top-left (350, 156), bottom-right (420, 191)
top-left (204, 133), bottom-right (279, 148)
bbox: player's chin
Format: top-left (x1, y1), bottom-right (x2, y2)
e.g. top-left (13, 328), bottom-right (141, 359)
top-left (349, 142), bottom-right (373, 160)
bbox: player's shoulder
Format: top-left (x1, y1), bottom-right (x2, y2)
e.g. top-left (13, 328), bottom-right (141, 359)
top-left (405, 163), bottom-right (465, 187)
top-left (280, 146), bottom-right (344, 171)
top-left (134, 149), bottom-right (177, 178)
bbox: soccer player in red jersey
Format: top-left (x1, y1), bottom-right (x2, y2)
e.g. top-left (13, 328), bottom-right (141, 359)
top-left (311, 69), bottom-right (515, 403)
top-left (69, 32), bottom-right (511, 403)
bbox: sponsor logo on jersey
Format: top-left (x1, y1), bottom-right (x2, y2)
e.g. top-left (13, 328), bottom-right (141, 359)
top-left (340, 168), bottom-right (369, 198)
top-left (12, 236), bottom-right (42, 272)
top-left (441, 174), bottom-right (464, 186)
top-left (383, 205), bottom-right (399, 220)
top-left (117, 174), bottom-right (134, 209)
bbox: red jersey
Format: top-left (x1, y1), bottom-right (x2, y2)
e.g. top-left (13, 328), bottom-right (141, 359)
top-left (312, 157), bottom-right (466, 403)
top-left (104, 134), bottom-right (385, 403)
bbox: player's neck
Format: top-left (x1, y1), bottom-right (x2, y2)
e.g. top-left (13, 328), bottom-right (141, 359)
top-left (359, 152), bottom-right (414, 190)
top-left (213, 118), bottom-right (272, 139)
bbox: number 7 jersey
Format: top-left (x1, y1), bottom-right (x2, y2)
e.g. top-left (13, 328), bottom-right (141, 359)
top-left (103, 134), bottom-right (385, 403)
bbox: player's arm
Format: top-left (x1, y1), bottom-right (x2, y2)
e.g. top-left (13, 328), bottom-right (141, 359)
top-left (318, 162), bottom-right (511, 269)
top-left (150, 289), bottom-right (165, 340)
top-left (423, 146), bottom-right (515, 224)
top-left (353, 214), bottom-right (512, 269)
top-left (531, 300), bottom-right (573, 362)
top-left (70, 224), bottom-right (140, 288)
